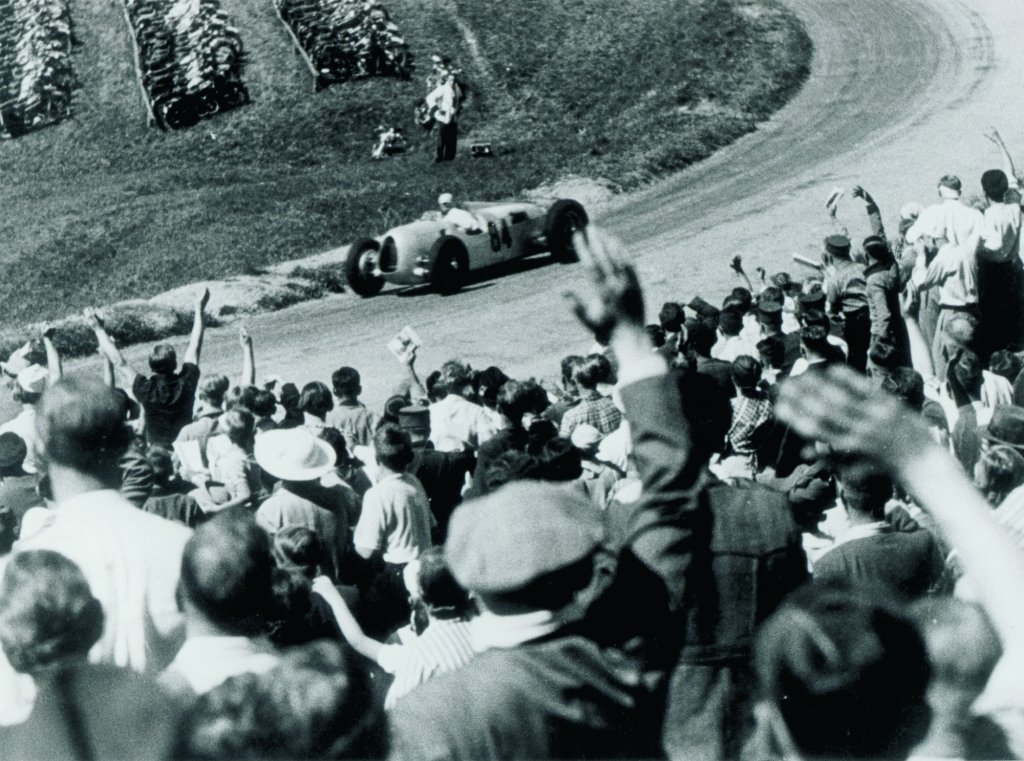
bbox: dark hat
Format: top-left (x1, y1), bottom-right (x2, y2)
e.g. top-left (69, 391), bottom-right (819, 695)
top-left (757, 299), bottom-right (783, 318)
top-left (445, 481), bottom-right (602, 595)
top-left (798, 290), bottom-right (827, 311)
top-left (398, 405), bottom-right (430, 431)
top-left (824, 235), bottom-right (851, 257)
top-left (982, 169), bottom-right (1010, 200)
top-left (0, 432), bottom-right (27, 470)
top-left (382, 394), bottom-right (409, 421)
top-left (982, 406), bottom-right (1024, 450)
top-left (687, 296), bottom-right (720, 319)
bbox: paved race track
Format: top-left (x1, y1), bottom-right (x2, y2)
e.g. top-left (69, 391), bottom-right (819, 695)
top-left (70, 0), bottom-right (1024, 412)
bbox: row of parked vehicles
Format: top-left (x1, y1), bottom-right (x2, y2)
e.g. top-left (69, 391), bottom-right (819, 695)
top-left (0, 0), bottom-right (74, 138)
top-left (122, 0), bottom-right (248, 129)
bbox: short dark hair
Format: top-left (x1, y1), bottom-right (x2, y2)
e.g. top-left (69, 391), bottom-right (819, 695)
top-left (497, 380), bottom-right (548, 425)
top-left (198, 374), bottom-right (231, 406)
top-left (180, 641), bottom-right (386, 760)
top-left (685, 321), bottom-right (717, 356)
top-left (473, 366), bottom-right (510, 408)
top-left (836, 460), bottom-right (892, 518)
top-left (273, 526), bottom-right (327, 579)
top-left (756, 586), bottom-right (931, 760)
top-left (374, 425), bottom-right (413, 472)
top-left (148, 344), bottom-right (177, 375)
top-left (439, 361), bottom-right (473, 395)
top-left (481, 450), bottom-right (538, 494)
top-left (252, 389), bottom-right (277, 418)
top-left (534, 437), bottom-right (582, 481)
top-left (756, 335), bottom-right (785, 369)
top-left (416, 547), bottom-right (471, 617)
top-left (645, 325), bottom-right (666, 348)
top-left (37, 377), bottom-right (134, 478)
top-left (331, 367), bottom-right (361, 398)
top-left (298, 382), bottom-right (333, 419)
top-left (572, 355), bottom-right (606, 391)
top-left (560, 355), bottom-right (584, 385)
top-left (221, 408), bottom-right (255, 449)
top-left (658, 302), bottom-right (684, 333)
top-left (881, 368), bottom-right (925, 411)
top-left (989, 350), bottom-right (1022, 384)
top-left (718, 308), bottom-right (743, 337)
top-left (179, 509), bottom-right (274, 637)
top-left (0, 550), bottom-right (104, 675)
top-left (147, 446), bottom-right (175, 485)
top-left (279, 382), bottom-right (300, 408)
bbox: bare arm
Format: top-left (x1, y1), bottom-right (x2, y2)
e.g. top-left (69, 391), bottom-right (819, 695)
top-left (899, 287), bottom-right (936, 380)
top-left (729, 255), bottom-right (755, 293)
top-left (311, 576), bottom-right (383, 661)
top-left (239, 325), bottom-right (255, 387)
top-left (776, 366), bottom-right (1024, 651)
top-left (402, 347), bottom-right (428, 402)
top-left (852, 185), bottom-right (886, 239)
top-left (985, 127), bottom-right (1018, 182)
top-left (85, 308), bottom-right (140, 389)
top-left (183, 288), bottom-right (211, 367)
top-left (40, 324), bottom-right (62, 384)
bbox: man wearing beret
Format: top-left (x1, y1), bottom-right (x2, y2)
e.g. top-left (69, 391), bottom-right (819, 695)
top-left (822, 234), bottom-right (870, 372)
top-left (388, 229), bottom-right (715, 760)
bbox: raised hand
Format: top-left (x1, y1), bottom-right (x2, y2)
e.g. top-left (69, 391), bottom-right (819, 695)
top-left (83, 307), bottom-right (103, 330)
top-left (775, 364), bottom-right (928, 470)
top-left (239, 324), bottom-right (251, 346)
top-left (563, 227), bottom-right (644, 335)
top-left (40, 322), bottom-right (56, 340)
top-left (196, 287), bottom-right (211, 312)
top-left (730, 255), bottom-right (744, 274)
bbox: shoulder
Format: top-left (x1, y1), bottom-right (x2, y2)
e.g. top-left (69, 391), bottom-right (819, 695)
top-left (180, 363), bottom-right (201, 383)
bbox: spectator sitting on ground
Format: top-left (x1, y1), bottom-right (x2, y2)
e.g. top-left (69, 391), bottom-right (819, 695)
top-left (87, 288), bottom-right (210, 447)
top-left (558, 354), bottom-right (621, 439)
top-left (0, 433), bottom-right (40, 539)
top-left (0, 325), bottom-right (59, 475)
top-left (160, 509), bottom-right (279, 698)
top-left (142, 446), bottom-right (202, 528)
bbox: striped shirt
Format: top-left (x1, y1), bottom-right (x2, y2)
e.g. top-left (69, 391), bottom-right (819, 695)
top-left (377, 618), bottom-right (475, 709)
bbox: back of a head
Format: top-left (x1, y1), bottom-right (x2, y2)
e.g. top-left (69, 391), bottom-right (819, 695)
top-left (756, 586), bottom-right (931, 760)
top-left (988, 349), bottom-right (1022, 384)
top-left (534, 437), bottom-right (582, 482)
top-left (439, 360), bottom-right (472, 396)
top-left (837, 460), bottom-right (893, 518)
top-left (910, 597), bottom-right (1001, 696)
top-left (659, 302), bottom-right (684, 333)
top-left (732, 355), bottom-right (763, 392)
top-left (675, 370), bottom-right (731, 464)
top-left (278, 382), bottom-right (300, 410)
top-left (272, 525), bottom-right (327, 579)
top-left (38, 376), bottom-right (134, 477)
top-left (146, 446), bottom-right (175, 486)
top-left (148, 344), bottom-right (177, 375)
top-left (881, 367), bottom-right (925, 412)
top-left (560, 354), bottom-right (584, 385)
top-left (718, 307), bottom-right (743, 337)
top-left (730, 287), bottom-right (754, 313)
top-left (298, 382), bottom-right (333, 419)
top-left (221, 408), bottom-right (255, 449)
top-left (481, 450), bottom-right (538, 494)
top-left (198, 374), bottom-right (230, 407)
top-left (179, 509), bottom-right (274, 637)
top-left (686, 320), bottom-right (717, 356)
top-left (981, 169), bottom-right (1010, 203)
top-left (474, 366), bottom-right (509, 408)
top-left (756, 335), bottom-right (786, 370)
top-left (331, 366), bottom-right (361, 398)
top-left (252, 389), bottom-right (278, 419)
top-left (800, 324), bottom-right (831, 356)
top-left (975, 445), bottom-right (1024, 504)
top-left (416, 547), bottom-right (471, 617)
top-left (179, 641), bottom-right (385, 760)
top-left (497, 379), bottom-right (548, 426)
top-left (0, 550), bottom-right (104, 676)
top-left (374, 425), bottom-right (414, 472)
top-left (572, 354), bottom-right (606, 391)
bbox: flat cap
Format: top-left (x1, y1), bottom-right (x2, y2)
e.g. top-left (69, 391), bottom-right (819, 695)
top-left (798, 290), bottom-right (827, 310)
top-left (397, 405), bottom-right (429, 430)
top-left (445, 481), bottom-right (603, 595)
top-left (824, 235), bottom-right (851, 257)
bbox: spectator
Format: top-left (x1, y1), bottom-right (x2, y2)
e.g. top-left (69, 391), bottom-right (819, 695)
top-left (176, 641), bottom-right (385, 760)
top-left (429, 361), bottom-right (499, 452)
top-left (397, 405), bottom-right (473, 540)
top-left (974, 445), bottom-right (1024, 507)
top-left (863, 234), bottom-right (911, 369)
top-left (160, 509), bottom-right (279, 697)
top-left (276, 382), bottom-right (303, 429)
top-left (87, 288), bottom-right (210, 447)
top-left (141, 446), bottom-right (202, 527)
top-left (813, 460), bottom-right (946, 598)
top-left (0, 433), bottom-right (39, 538)
top-left (725, 355), bottom-right (773, 474)
top-left (254, 428), bottom-right (349, 579)
top-left (175, 373), bottom-right (230, 466)
top-left (267, 527), bottom-right (342, 646)
top-left (822, 234), bottom-right (870, 372)
top-left (197, 408), bottom-right (266, 513)
top-left (328, 366), bottom-right (378, 448)
top-left (558, 354), bottom-right (621, 438)
top-left (471, 379), bottom-right (548, 497)
top-left (711, 306), bottom-right (757, 362)
top-left (14, 376), bottom-right (190, 673)
top-left (312, 547), bottom-right (475, 709)
top-left (251, 388), bottom-right (278, 433)
top-left (353, 426), bottom-right (434, 635)
top-left (541, 354), bottom-right (583, 426)
top-left (299, 381), bottom-right (335, 438)
top-left (319, 427), bottom-right (372, 506)
top-left (906, 174), bottom-right (985, 248)
top-left (570, 423), bottom-right (622, 511)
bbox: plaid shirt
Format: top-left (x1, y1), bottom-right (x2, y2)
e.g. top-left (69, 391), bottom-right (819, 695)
top-left (559, 391), bottom-right (622, 438)
top-left (728, 394), bottom-right (773, 456)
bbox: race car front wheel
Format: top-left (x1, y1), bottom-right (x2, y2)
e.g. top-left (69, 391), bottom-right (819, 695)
top-left (430, 237), bottom-right (467, 295)
top-left (345, 238), bottom-right (385, 297)
top-left (545, 199), bottom-right (589, 263)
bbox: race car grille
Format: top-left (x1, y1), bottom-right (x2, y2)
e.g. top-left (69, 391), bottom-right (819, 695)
top-left (379, 237), bottom-right (398, 273)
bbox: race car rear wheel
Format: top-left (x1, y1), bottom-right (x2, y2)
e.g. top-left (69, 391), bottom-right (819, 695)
top-left (345, 238), bottom-right (385, 297)
top-left (545, 199), bottom-right (589, 263)
top-left (430, 237), bottom-right (467, 295)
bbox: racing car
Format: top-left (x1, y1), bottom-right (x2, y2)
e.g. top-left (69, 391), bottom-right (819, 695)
top-left (343, 198), bottom-right (588, 297)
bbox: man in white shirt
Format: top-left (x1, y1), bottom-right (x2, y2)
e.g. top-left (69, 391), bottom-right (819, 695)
top-left (425, 72), bottom-right (460, 162)
top-left (161, 510), bottom-right (279, 697)
top-left (438, 192), bottom-right (482, 233)
top-left (906, 174), bottom-right (984, 249)
top-left (11, 377), bottom-right (191, 673)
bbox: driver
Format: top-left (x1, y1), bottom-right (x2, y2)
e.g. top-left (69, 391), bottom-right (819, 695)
top-left (438, 193), bottom-right (483, 232)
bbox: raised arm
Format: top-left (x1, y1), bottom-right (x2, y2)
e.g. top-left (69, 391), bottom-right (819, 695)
top-left (899, 287), bottom-right (936, 380)
top-left (85, 308), bottom-right (140, 389)
top-left (183, 288), bottom-right (211, 367)
top-left (402, 347), bottom-right (428, 403)
top-left (985, 126), bottom-right (1018, 182)
top-left (729, 255), bottom-right (756, 293)
top-left (852, 185), bottom-right (886, 239)
top-left (40, 324), bottom-right (62, 384)
top-left (311, 575), bottom-right (383, 662)
top-left (239, 325), bottom-right (255, 387)
top-left (776, 365), bottom-right (1024, 652)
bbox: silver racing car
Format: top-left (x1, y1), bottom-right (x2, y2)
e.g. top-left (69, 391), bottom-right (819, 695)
top-left (344, 198), bottom-right (587, 296)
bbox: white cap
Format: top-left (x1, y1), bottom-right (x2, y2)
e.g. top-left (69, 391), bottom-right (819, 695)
top-left (438, 193), bottom-right (454, 205)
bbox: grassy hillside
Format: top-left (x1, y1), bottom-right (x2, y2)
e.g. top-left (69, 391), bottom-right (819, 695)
top-left (0, 0), bottom-right (810, 326)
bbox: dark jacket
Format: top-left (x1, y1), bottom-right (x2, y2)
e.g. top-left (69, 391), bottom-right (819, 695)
top-left (389, 373), bottom-right (706, 761)
top-left (410, 442), bottom-right (474, 540)
top-left (864, 259), bottom-right (911, 362)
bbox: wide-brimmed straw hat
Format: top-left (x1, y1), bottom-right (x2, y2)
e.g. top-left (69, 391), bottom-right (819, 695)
top-left (254, 428), bottom-right (336, 481)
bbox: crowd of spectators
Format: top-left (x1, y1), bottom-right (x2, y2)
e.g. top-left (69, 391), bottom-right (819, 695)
top-left (3, 131), bottom-right (1024, 760)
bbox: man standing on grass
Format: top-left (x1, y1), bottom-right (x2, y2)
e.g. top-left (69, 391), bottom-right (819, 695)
top-left (87, 288), bottom-right (210, 447)
top-left (426, 71), bottom-right (460, 163)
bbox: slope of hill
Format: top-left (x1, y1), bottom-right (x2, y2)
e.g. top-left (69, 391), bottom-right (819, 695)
top-left (0, 0), bottom-right (809, 326)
